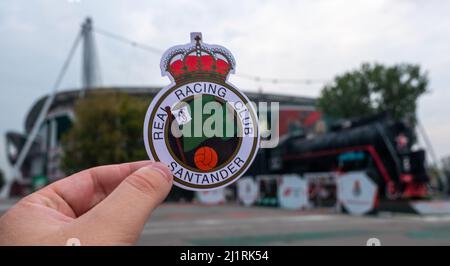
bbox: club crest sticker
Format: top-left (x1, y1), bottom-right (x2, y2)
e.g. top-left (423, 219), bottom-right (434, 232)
top-left (144, 33), bottom-right (260, 191)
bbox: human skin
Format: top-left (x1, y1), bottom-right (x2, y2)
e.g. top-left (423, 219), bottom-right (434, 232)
top-left (0, 161), bottom-right (173, 245)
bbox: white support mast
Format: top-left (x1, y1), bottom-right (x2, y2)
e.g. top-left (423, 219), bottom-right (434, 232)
top-left (81, 17), bottom-right (102, 96)
top-left (1, 17), bottom-right (101, 198)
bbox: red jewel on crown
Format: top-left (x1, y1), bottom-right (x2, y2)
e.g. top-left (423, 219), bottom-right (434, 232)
top-left (160, 33), bottom-right (236, 83)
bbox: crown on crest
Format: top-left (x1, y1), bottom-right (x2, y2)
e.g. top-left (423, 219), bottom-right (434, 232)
top-left (160, 33), bottom-right (236, 83)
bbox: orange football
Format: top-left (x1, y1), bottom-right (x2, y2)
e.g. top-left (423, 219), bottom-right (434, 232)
top-left (194, 146), bottom-right (218, 171)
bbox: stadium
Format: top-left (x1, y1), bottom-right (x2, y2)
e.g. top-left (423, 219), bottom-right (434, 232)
top-left (4, 86), bottom-right (319, 195)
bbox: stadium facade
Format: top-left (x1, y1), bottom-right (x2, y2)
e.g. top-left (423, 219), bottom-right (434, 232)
top-left (5, 87), bottom-right (320, 195)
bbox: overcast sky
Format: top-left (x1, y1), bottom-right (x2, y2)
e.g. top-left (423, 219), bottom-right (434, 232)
top-left (1, 0), bottom-right (450, 175)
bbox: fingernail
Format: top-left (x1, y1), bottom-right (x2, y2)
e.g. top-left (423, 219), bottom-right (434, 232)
top-left (148, 162), bottom-right (173, 182)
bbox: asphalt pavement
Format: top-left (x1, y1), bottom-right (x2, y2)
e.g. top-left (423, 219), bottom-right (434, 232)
top-left (137, 203), bottom-right (450, 245)
top-left (2, 200), bottom-right (450, 245)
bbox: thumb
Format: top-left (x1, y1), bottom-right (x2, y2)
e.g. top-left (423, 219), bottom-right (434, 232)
top-left (71, 162), bottom-right (173, 244)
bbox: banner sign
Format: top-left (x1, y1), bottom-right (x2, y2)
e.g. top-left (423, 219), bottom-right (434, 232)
top-left (337, 171), bottom-right (377, 215)
top-left (277, 174), bottom-right (309, 210)
top-left (237, 177), bottom-right (259, 206)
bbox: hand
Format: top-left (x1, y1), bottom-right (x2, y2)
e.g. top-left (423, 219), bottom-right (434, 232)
top-left (0, 161), bottom-right (173, 245)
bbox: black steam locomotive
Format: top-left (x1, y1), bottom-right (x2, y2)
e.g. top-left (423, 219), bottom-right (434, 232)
top-left (257, 113), bottom-right (429, 200)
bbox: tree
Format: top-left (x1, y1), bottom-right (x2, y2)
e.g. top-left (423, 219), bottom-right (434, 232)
top-left (317, 63), bottom-right (429, 124)
top-left (61, 91), bottom-right (149, 174)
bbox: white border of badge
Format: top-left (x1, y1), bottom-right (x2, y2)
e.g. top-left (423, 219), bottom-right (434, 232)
top-left (143, 33), bottom-right (260, 191)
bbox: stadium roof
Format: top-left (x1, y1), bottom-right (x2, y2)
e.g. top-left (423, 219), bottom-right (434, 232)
top-left (25, 87), bottom-right (316, 133)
